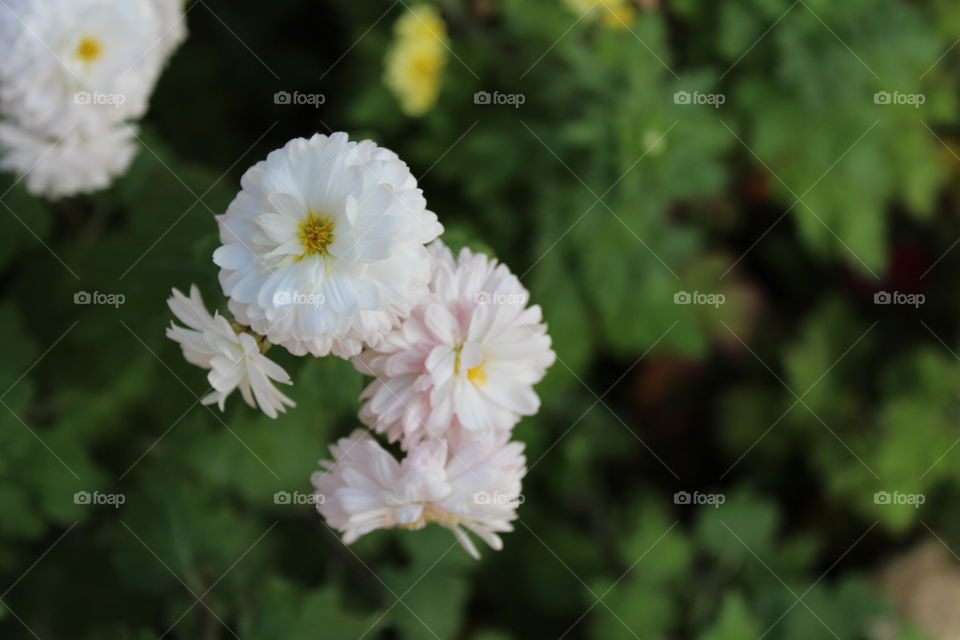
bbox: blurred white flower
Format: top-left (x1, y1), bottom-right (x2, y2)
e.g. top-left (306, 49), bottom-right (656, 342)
top-left (166, 285), bottom-right (295, 419)
top-left (0, 0), bottom-right (173, 135)
top-left (146, 0), bottom-right (188, 62)
top-left (354, 242), bottom-right (555, 447)
top-left (0, 120), bottom-right (138, 199)
top-left (312, 429), bottom-right (526, 558)
top-left (213, 132), bottom-right (443, 359)
top-left (0, 0), bottom-right (187, 197)
top-left (0, 0), bottom-right (30, 62)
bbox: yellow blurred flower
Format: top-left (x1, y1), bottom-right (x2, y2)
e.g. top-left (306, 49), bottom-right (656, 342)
top-left (564, 0), bottom-right (636, 29)
top-left (384, 5), bottom-right (447, 117)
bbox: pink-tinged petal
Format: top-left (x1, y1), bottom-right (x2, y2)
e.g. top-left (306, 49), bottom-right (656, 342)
top-left (425, 345), bottom-right (455, 382)
top-left (449, 525), bottom-right (481, 560)
top-left (424, 303), bottom-right (459, 344)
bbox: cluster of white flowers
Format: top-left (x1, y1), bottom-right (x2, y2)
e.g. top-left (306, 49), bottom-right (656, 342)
top-left (315, 240), bottom-right (554, 557)
top-left (167, 131), bottom-right (555, 557)
top-left (0, 0), bottom-right (187, 198)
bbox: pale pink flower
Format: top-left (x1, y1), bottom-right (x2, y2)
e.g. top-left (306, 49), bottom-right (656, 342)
top-left (312, 429), bottom-right (526, 559)
top-left (354, 242), bottom-right (555, 447)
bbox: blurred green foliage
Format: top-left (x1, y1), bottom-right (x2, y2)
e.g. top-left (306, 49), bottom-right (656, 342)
top-left (3, 0), bottom-right (960, 637)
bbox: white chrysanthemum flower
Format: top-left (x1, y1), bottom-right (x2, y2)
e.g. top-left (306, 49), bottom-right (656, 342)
top-left (213, 132), bottom-right (444, 359)
top-left (0, 0), bottom-right (186, 197)
top-left (0, 120), bottom-right (138, 199)
top-left (146, 0), bottom-right (188, 62)
top-left (312, 429), bottom-right (526, 558)
top-left (353, 242), bottom-right (555, 447)
top-left (0, 0), bottom-right (171, 136)
top-left (166, 285), bottom-right (295, 419)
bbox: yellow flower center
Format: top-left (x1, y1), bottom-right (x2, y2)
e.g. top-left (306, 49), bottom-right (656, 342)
top-left (298, 214), bottom-right (335, 258)
top-left (75, 37), bottom-right (103, 62)
top-left (397, 504), bottom-right (460, 530)
top-left (454, 344), bottom-right (488, 387)
top-left (467, 363), bottom-right (487, 386)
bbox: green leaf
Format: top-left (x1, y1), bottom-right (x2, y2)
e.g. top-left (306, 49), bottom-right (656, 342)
top-left (696, 490), bottom-right (780, 567)
top-left (242, 578), bottom-right (375, 640)
top-left (381, 526), bottom-right (471, 639)
top-left (697, 593), bottom-right (762, 640)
